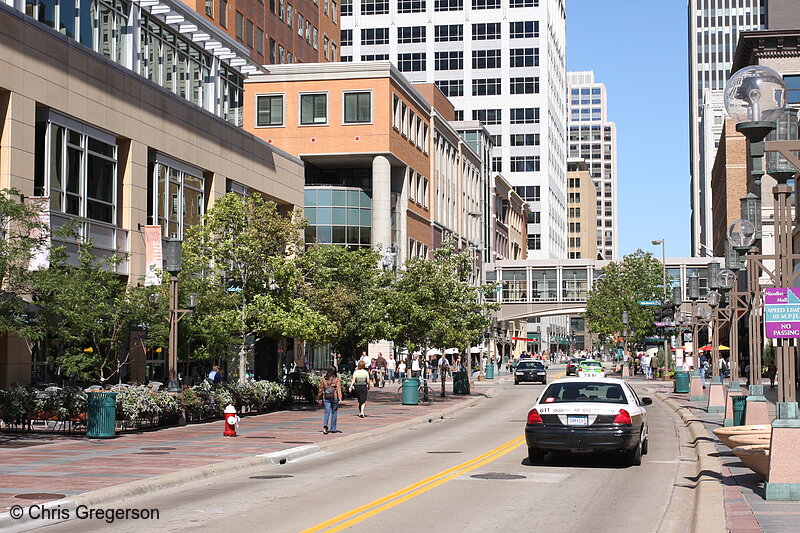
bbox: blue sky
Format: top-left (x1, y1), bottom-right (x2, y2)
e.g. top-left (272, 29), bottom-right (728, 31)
top-left (566, 1), bottom-right (690, 258)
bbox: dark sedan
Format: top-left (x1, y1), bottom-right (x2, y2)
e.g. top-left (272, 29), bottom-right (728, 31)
top-left (515, 360), bottom-right (547, 385)
top-left (565, 358), bottom-right (585, 376)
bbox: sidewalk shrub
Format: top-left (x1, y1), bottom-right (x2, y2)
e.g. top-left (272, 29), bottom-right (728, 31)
top-left (0, 386), bottom-right (40, 427)
top-left (116, 385), bottom-right (161, 421)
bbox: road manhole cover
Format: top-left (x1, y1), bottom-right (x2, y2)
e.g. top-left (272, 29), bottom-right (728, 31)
top-left (282, 441), bottom-right (312, 445)
top-left (470, 472), bottom-right (527, 480)
top-left (250, 475), bottom-right (293, 479)
top-left (134, 451), bottom-right (169, 455)
top-left (141, 447), bottom-right (176, 451)
top-left (427, 451), bottom-right (462, 454)
top-left (245, 436), bottom-right (275, 439)
top-left (15, 493), bottom-right (67, 500)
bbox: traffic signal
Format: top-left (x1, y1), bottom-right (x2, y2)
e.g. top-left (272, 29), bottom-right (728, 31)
top-left (653, 305), bottom-right (663, 322)
top-left (662, 303), bottom-right (675, 321)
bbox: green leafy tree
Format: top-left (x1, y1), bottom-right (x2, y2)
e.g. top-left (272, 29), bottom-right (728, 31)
top-left (182, 193), bottom-right (333, 382)
top-left (584, 249), bottom-right (668, 342)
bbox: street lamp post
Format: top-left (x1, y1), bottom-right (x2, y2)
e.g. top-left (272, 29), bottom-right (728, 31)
top-left (652, 239), bottom-right (670, 372)
top-left (725, 64), bottom-right (800, 500)
top-left (163, 239), bottom-right (191, 393)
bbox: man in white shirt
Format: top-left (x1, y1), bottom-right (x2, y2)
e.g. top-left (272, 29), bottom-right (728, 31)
top-left (387, 355), bottom-right (397, 383)
top-left (641, 354), bottom-right (652, 379)
top-left (411, 355), bottom-right (421, 377)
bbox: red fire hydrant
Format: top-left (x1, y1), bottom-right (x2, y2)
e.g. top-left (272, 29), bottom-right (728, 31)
top-left (223, 404), bottom-right (239, 437)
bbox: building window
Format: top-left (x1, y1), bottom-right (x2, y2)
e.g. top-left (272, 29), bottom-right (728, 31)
top-left (472, 109), bottom-right (501, 125)
top-left (510, 0), bottom-right (537, 6)
top-left (341, 0), bottom-right (352, 15)
top-left (331, 0), bottom-right (337, 23)
top-left (435, 79), bottom-right (464, 97)
top-left (472, 78), bottom-right (501, 96)
top-left (527, 234), bottom-right (541, 250)
top-left (510, 133), bottom-right (539, 146)
top-left (510, 108), bottom-right (539, 124)
top-left (472, 0), bottom-right (499, 9)
top-left (361, 27), bottom-right (389, 45)
top-left (472, 49), bottom-right (501, 69)
top-left (361, 54), bottom-right (389, 61)
top-left (323, 36), bottom-right (330, 59)
top-left (287, 4), bottom-right (293, 27)
top-left (343, 92), bottom-right (372, 123)
top-left (514, 186), bottom-right (540, 201)
top-left (454, 110), bottom-right (464, 121)
top-left (300, 93), bottom-right (328, 125)
top-left (472, 22), bottom-right (500, 40)
top-left (489, 134), bottom-right (501, 147)
top-left (256, 28), bottom-right (264, 54)
top-left (398, 0), bottom-right (426, 12)
top-left (398, 52), bottom-right (426, 72)
top-left (205, 0), bottom-right (213, 17)
top-left (527, 211), bottom-right (540, 224)
top-left (511, 156), bottom-right (540, 172)
top-left (151, 158), bottom-right (205, 239)
top-left (491, 157), bottom-right (502, 172)
top-left (36, 117), bottom-right (118, 225)
top-left (341, 29), bottom-right (352, 46)
top-left (313, 27), bottom-right (318, 49)
top-left (235, 11), bottom-right (243, 40)
top-left (269, 38), bottom-right (276, 63)
top-left (398, 26), bottom-right (426, 43)
top-left (509, 21), bottom-right (539, 38)
top-left (256, 95), bottom-right (284, 126)
top-left (785, 75), bottom-right (800, 104)
top-left (246, 19), bottom-right (254, 47)
top-left (341, 55), bottom-right (352, 62)
top-left (220, 0), bottom-right (227, 26)
top-left (510, 76), bottom-right (539, 94)
top-left (435, 24), bottom-right (463, 42)
top-left (361, 0), bottom-right (389, 15)
top-left (297, 14), bottom-right (304, 35)
top-left (435, 51), bottom-right (463, 70)
top-left (434, 0), bottom-right (463, 11)
top-left (510, 48), bottom-right (538, 67)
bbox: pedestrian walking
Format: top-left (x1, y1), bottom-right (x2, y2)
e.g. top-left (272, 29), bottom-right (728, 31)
top-left (376, 353), bottom-right (387, 387)
top-left (438, 355), bottom-right (450, 397)
top-left (700, 354), bottom-right (709, 388)
top-left (349, 361), bottom-right (372, 417)
top-left (318, 366), bottom-right (342, 434)
top-left (411, 354), bottom-right (421, 377)
top-left (768, 362), bottom-right (777, 388)
top-left (387, 354), bottom-right (396, 383)
top-left (398, 360), bottom-right (407, 381)
top-left (744, 363), bottom-right (751, 387)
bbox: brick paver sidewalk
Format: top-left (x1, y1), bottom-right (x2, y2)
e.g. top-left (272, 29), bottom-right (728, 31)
top-left (637, 374), bottom-right (800, 533)
top-left (0, 377), bottom-right (500, 513)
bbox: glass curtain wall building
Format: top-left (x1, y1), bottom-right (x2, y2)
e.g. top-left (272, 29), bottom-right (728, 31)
top-left (688, 0), bottom-right (765, 257)
top-left (340, 0), bottom-right (567, 259)
top-left (567, 71), bottom-right (617, 260)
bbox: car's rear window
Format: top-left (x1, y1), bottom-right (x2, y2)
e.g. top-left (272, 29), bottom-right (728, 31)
top-left (569, 358), bottom-right (583, 363)
top-left (517, 361), bottom-right (544, 369)
top-left (581, 361), bottom-right (602, 368)
top-left (540, 382), bottom-right (627, 404)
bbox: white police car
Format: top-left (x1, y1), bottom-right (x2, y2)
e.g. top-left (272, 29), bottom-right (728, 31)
top-left (524, 377), bottom-right (651, 466)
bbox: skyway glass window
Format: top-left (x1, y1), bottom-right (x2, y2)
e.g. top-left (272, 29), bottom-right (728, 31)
top-left (344, 92), bottom-right (372, 123)
top-left (361, 0), bottom-right (388, 14)
top-left (398, 26), bottom-right (426, 43)
top-left (511, 156), bottom-right (540, 172)
top-left (434, 0), bottom-right (462, 11)
top-left (361, 28), bottom-right (389, 45)
top-left (472, 109), bottom-right (501, 125)
top-left (435, 51), bottom-right (463, 70)
top-left (435, 24), bottom-right (463, 42)
top-left (472, 78), bottom-right (501, 96)
top-left (510, 77), bottom-right (539, 94)
top-left (256, 95), bottom-right (284, 126)
top-left (472, 22), bottom-right (500, 40)
top-left (472, 49), bottom-right (501, 69)
top-left (398, 53), bottom-right (426, 72)
top-left (300, 94), bottom-right (328, 124)
top-left (510, 48), bottom-right (539, 67)
top-left (510, 108), bottom-right (539, 124)
top-left (510, 21), bottom-right (539, 38)
top-left (398, 0), bottom-right (426, 12)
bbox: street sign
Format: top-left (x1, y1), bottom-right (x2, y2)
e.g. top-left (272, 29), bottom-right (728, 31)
top-left (653, 321), bottom-right (670, 327)
top-left (638, 300), bottom-right (660, 306)
top-left (764, 288), bottom-right (800, 338)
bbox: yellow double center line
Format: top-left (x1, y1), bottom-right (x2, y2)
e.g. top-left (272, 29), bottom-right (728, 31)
top-left (300, 435), bottom-right (526, 533)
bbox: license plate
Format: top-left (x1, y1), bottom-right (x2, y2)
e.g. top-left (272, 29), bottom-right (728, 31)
top-left (567, 415), bottom-right (588, 426)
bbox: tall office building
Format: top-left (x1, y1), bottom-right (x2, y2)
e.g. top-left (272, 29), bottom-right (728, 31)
top-left (340, 0), bottom-right (568, 259)
top-left (688, 0), bottom-right (765, 257)
top-left (567, 71), bottom-right (617, 260)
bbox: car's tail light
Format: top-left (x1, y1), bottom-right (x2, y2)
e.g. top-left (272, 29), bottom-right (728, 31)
top-left (612, 409), bottom-right (632, 425)
top-left (527, 408), bottom-right (544, 425)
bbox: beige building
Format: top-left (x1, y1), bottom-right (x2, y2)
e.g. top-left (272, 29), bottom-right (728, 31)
top-left (0, 5), bottom-right (304, 386)
top-left (566, 159), bottom-right (598, 260)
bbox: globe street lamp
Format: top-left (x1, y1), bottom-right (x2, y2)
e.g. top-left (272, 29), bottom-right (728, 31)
top-left (163, 239), bottom-right (195, 393)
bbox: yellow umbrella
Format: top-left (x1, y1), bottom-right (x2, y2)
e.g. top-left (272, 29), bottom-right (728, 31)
top-left (718, 345), bottom-right (731, 350)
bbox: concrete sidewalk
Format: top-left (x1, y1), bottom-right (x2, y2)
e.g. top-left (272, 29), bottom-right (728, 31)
top-left (637, 374), bottom-right (800, 533)
top-left (0, 376), bottom-right (500, 515)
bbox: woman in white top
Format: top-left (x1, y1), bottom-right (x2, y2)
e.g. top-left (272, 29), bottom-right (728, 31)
top-left (397, 361), bottom-right (407, 381)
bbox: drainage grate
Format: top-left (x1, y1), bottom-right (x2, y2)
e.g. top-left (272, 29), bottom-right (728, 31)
top-left (15, 493), bottom-right (67, 500)
top-left (134, 451), bottom-right (170, 455)
top-left (470, 472), bottom-right (527, 480)
top-left (250, 475), bottom-right (294, 480)
top-left (427, 451), bottom-right (462, 454)
top-left (141, 447), bottom-right (176, 451)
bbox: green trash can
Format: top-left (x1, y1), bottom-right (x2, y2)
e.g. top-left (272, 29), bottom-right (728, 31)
top-left (86, 391), bottom-right (117, 438)
top-left (674, 371), bottom-right (690, 394)
top-left (485, 364), bottom-right (495, 379)
top-left (401, 377), bottom-right (420, 405)
top-left (453, 371), bottom-right (469, 395)
top-left (732, 394), bottom-right (748, 426)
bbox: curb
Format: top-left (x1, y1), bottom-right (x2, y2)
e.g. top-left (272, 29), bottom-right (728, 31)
top-left (653, 391), bottom-right (726, 533)
top-left (0, 392), bottom-right (491, 532)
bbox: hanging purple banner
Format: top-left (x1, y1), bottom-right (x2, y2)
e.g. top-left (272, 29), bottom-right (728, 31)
top-left (764, 288), bottom-right (800, 338)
